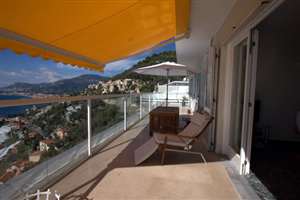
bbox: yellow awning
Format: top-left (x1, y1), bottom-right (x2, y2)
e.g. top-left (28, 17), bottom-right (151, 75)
top-left (0, 0), bottom-right (190, 71)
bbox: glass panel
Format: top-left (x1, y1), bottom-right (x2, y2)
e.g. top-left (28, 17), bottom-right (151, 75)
top-left (230, 39), bottom-right (248, 153)
top-left (126, 94), bottom-right (140, 127)
top-left (91, 97), bottom-right (125, 152)
top-left (141, 93), bottom-right (151, 117)
top-left (0, 100), bottom-right (88, 198)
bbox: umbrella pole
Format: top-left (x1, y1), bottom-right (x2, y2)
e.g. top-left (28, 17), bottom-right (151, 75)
top-left (166, 69), bottom-right (169, 107)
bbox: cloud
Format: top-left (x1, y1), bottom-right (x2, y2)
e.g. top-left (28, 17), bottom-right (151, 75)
top-left (104, 57), bottom-right (141, 75)
top-left (39, 67), bottom-right (65, 82)
top-left (56, 63), bottom-right (75, 69)
top-left (0, 67), bottom-right (75, 87)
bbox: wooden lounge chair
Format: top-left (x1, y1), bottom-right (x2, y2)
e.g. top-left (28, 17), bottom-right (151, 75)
top-left (134, 111), bottom-right (213, 165)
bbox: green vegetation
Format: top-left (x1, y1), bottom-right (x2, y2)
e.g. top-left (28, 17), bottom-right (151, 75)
top-left (113, 51), bottom-right (177, 81)
top-left (0, 98), bottom-right (124, 180)
top-left (113, 51), bottom-right (181, 92)
top-left (84, 51), bottom-right (181, 95)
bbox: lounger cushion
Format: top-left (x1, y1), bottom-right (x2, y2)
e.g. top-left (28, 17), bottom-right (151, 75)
top-left (179, 112), bottom-right (211, 138)
top-left (191, 112), bottom-right (211, 126)
top-left (153, 133), bottom-right (192, 147)
top-left (178, 122), bottom-right (201, 138)
top-left (153, 112), bottom-right (212, 148)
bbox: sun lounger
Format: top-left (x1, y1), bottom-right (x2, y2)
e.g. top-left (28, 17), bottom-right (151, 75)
top-left (134, 111), bottom-right (213, 165)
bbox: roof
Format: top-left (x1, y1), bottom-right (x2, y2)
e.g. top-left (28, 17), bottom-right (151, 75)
top-left (0, 171), bottom-right (15, 183)
top-left (40, 139), bottom-right (54, 145)
top-left (0, 0), bottom-right (190, 71)
top-left (30, 151), bottom-right (42, 156)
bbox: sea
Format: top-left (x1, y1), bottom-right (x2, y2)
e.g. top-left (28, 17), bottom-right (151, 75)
top-left (0, 95), bottom-right (32, 117)
top-left (0, 95), bottom-right (32, 144)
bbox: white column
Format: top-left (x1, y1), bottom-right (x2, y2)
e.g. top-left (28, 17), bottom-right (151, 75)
top-left (124, 98), bottom-right (127, 131)
top-left (139, 95), bottom-right (142, 119)
top-left (87, 99), bottom-right (92, 156)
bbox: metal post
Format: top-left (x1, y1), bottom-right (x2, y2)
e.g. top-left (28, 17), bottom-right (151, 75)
top-left (166, 69), bottom-right (169, 107)
top-left (37, 190), bottom-right (40, 200)
top-left (46, 189), bottom-right (50, 200)
top-left (87, 99), bottom-right (92, 156)
top-left (124, 98), bottom-right (127, 131)
top-left (148, 95), bottom-right (151, 112)
top-left (139, 95), bottom-right (142, 119)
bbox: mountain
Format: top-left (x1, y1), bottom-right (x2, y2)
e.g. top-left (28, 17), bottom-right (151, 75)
top-left (0, 74), bottom-right (108, 95)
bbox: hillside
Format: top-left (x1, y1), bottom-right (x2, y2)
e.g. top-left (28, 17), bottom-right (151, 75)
top-left (0, 74), bottom-right (108, 95)
top-left (0, 51), bottom-right (179, 96)
top-left (111, 51), bottom-right (179, 92)
top-left (113, 51), bottom-right (177, 81)
top-left (84, 51), bottom-right (181, 94)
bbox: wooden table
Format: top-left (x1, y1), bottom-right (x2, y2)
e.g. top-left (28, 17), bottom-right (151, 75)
top-left (149, 106), bottom-right (179, 136)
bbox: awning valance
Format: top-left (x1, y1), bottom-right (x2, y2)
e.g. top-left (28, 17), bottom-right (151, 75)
top-left (0, 0), bottom-right (190, 71)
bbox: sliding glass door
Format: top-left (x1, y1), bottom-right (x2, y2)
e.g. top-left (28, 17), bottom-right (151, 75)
top-left (229, 39), bottom-right (248, 153)
top-left (225, 29), bottom-right (259, 174)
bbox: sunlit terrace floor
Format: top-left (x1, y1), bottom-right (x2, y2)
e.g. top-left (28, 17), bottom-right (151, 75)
top-left (50, 116), bottom-right (259, 200)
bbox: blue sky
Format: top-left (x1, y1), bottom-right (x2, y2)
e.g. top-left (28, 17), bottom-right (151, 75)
top-left (0, 43), bottom-right (175, 87)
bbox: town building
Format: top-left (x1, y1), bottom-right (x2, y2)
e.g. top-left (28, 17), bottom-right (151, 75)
top-left (55, 128), bottom-right (68, 140)
top-left (29, 151), bottom-right (42, 163)
top-left (39, 139), bottom-right (55, 152)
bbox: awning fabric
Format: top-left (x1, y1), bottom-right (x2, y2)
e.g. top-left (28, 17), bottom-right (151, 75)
top-left (0, 0), bottom-right (190, 71)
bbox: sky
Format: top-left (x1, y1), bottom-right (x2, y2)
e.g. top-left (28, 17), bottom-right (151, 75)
top-left (0, 43), bottom-right (175, 87)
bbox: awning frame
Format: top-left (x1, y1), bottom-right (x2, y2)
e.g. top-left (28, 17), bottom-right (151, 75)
top-left (0, 27), bottom-right (103, 67)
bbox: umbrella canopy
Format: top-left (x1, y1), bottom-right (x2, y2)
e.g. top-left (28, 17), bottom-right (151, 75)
top-left (134, 62), bottom-right (190, 107)
top-left (134, 62), bottom-right (189, 76)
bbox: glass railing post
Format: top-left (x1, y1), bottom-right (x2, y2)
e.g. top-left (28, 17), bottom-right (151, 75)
top-left (87, 99), bottom-right (92, 156)
top-left (123, 97), bottom-right (127, 131)
top-left (139, 95), bottom-right (142, 119)
top-left (148, 95), bottom-right (151, 112)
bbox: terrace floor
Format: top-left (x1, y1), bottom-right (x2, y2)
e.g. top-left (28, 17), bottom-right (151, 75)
top-left (50, 117), bottom-right (259, 200)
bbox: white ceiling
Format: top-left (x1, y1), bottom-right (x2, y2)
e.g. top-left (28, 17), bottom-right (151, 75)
top-left (176, 0), bottom-right (236, 72)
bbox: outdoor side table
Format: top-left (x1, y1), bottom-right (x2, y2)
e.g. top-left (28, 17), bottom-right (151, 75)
top-left (149, 106), bottom-right (179, 136)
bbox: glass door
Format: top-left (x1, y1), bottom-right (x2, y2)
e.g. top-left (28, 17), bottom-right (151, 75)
top-left (226, 29), bottom-right (259, 174)
top-left (229, 39), bottom-right (248, 154)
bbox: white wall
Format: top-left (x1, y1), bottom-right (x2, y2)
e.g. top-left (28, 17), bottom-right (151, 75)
top-left (255, 4), bottom-right (300, 141)
top-left (176, 0), bottom-right (235, 72)
top-left (176, 0), bottom-right (235, 110)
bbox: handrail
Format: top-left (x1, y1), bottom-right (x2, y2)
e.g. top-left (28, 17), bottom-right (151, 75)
top-left (0, 93), bottom-right (189, 108)
top-left (0, 93), bottom-right (140, 108)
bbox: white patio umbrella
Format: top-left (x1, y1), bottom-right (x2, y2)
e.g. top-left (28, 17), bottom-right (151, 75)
top-left (134, 61), bottom-right (191, 106)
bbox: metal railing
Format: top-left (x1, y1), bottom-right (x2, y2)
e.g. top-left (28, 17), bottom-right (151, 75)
top-left (24, 189), bottom-right (60, 200)
top-left (0, 93), bottom-right (190, 200)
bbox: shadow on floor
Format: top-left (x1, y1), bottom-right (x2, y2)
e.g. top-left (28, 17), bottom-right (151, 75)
top-left (61, 123), bottom-right (227, 200)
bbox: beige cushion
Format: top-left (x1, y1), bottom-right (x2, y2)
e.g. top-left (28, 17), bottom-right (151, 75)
top-left (153, 112), bottom-right (212, 147)
top-left (191, 112), bottom-right (211, 126)
top-left (179, 112), bottom-right (211, 138)
top-left (178, 122), bottom-right (201, 138)
top-left (153, 133), bottom-right (191, 147)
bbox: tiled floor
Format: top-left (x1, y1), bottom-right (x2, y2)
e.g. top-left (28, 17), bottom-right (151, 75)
top-left (50, 117), bottom-right (259, 200)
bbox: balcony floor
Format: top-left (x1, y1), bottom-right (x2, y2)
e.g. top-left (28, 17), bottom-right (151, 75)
top-left (50, 117), bottom-right (259, 200)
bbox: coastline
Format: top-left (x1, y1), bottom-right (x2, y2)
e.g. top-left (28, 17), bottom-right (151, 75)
top-left (0, 95), bottom-right (31, 118)
top-left (0, 92), bottom-right (58, 98)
